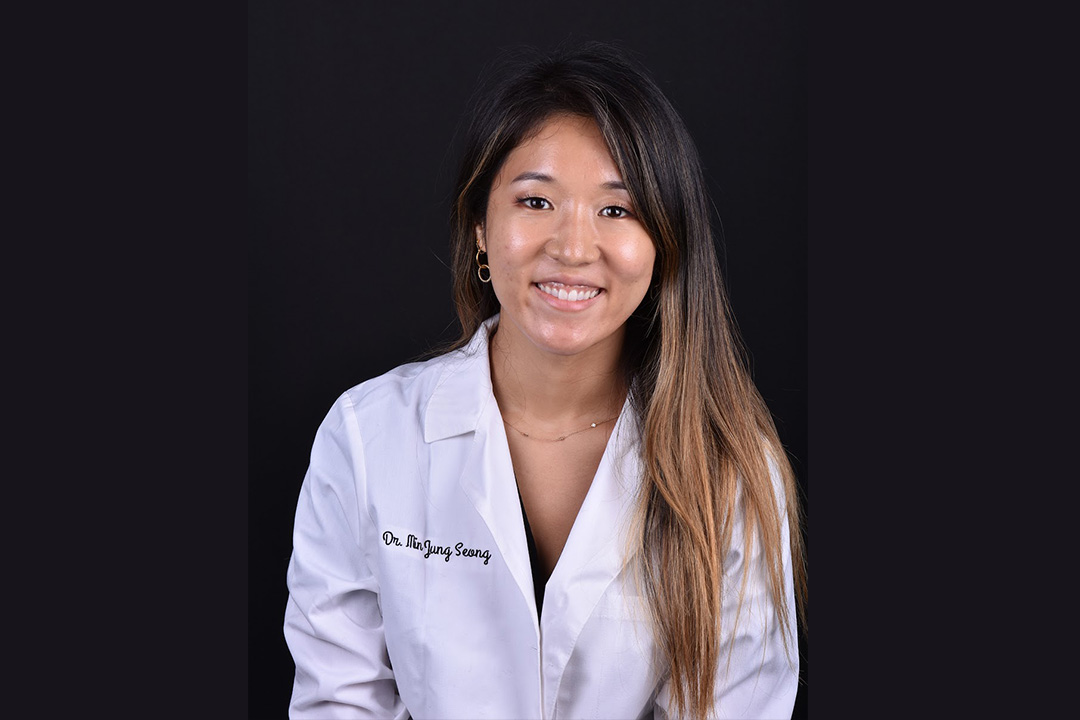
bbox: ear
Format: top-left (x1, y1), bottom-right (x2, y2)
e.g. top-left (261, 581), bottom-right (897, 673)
top-left (474, 223), bottom-right (485, 253)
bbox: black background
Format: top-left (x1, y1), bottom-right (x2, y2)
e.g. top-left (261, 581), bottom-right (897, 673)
top-left (4, 0), bottom-right (1035, 717)
top-left (250, 1), bottom-right (807, 717)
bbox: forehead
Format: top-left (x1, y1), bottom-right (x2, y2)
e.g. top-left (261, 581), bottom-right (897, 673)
top-left (497, 114), bottom-right (620, 179)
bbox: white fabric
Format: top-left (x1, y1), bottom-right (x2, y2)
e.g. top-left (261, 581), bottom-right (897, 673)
top-left (284, 315), bottom-right (799, 719)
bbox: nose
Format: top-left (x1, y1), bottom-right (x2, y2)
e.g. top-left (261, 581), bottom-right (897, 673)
top-left (546, 204), bottom-right (600, 265)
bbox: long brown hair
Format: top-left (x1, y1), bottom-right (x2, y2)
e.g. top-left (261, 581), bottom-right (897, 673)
top-left (444, 42), bottom-right (806, 719)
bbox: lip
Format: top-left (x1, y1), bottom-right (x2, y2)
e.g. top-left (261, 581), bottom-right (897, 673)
top-left (533, 280), bottom-right (604, 311)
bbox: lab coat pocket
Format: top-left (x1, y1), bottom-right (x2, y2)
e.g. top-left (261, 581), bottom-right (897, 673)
top-left (591, 583), bottom-right (657, 656)
top-left (566, 586), bottom-right (661, 713)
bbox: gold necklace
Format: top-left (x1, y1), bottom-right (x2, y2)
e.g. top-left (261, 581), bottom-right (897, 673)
top-left (502, 413), bottom-right (620, 442)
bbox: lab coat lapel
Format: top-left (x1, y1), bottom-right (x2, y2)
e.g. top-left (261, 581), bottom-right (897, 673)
top-left (457, 399), bottom-right (540, 627)
top-left (541, 400), bottom-right (643, 714)
top-left (422, 317), bottom-right (540, 630)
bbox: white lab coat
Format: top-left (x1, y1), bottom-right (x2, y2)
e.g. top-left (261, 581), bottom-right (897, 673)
top-left (284, 315), bottom-right (799, 719)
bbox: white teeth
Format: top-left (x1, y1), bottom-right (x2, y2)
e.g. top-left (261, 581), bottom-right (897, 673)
top-left (538, 282), bottom-right (600, 302)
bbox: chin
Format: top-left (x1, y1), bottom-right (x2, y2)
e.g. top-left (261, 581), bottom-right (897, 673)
top-left (531, 325), bottom-right (619, 358)
top-left (536, 342), bottom-right (590, 357)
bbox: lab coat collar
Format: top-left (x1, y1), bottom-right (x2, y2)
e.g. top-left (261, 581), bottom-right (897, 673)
top-left (422, 315), bottom-right (500, 443)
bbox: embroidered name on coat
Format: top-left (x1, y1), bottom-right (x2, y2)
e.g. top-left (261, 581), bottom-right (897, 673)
top-left (382, 530), bottom-right (492, 565)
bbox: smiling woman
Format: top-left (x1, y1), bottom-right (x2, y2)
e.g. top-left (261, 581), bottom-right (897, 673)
top-left (283, 41), bottom-right (807, 720)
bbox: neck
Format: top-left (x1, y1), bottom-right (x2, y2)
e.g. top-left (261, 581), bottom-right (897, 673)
top-left (488, 322), bottom-right (627, 432)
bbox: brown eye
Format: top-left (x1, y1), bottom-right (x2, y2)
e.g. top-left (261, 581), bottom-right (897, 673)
top-left (520, 197), bottom-right (551, 210)
top-left (600, 206), bottom-right (630, 218)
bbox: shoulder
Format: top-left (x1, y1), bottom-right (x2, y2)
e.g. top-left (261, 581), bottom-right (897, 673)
top-left (330, 349), bottom-right (466, 430)
top-left (316, 317), bottom-right (497, 444)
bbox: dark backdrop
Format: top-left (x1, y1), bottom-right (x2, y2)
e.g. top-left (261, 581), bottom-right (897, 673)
top-left (249, 2), bottom-right (807, 717)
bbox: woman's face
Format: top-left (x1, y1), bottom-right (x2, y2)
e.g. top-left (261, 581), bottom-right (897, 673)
top-left (478, 114), bottom-right (656, 361)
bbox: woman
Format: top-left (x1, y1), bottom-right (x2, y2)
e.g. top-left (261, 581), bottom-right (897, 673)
top-left (284, 42), bottom-right (807, 719)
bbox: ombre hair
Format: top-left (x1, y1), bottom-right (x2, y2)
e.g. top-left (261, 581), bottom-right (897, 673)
top-left (444, 41), bottom-right (806, 719)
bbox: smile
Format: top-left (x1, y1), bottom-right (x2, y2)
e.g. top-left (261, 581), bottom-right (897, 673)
top-left (536, 282), bottom-right (602, 302)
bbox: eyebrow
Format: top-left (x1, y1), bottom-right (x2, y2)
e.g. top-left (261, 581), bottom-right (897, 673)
top-left (510, 171), bottom-right (627, 191)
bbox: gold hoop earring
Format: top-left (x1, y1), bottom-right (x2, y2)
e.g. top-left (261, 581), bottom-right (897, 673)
top-left (476, 248), bottom-right (491, 283)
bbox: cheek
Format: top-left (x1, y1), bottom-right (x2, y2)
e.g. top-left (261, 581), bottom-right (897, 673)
top-left (495, 227), bottom-right (538, 261)
top-left (611, 238), bottom-right (657, 288)
top-left (485, 243), bottom-right (530, 306)
top-left (488, 223), bottom-right (540, 279)
top-left (489, 247), bottom-right (529, 283)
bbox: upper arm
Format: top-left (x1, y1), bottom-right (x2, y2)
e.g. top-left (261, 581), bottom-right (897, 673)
top-left (283, 393), bottom-right (409, 719)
